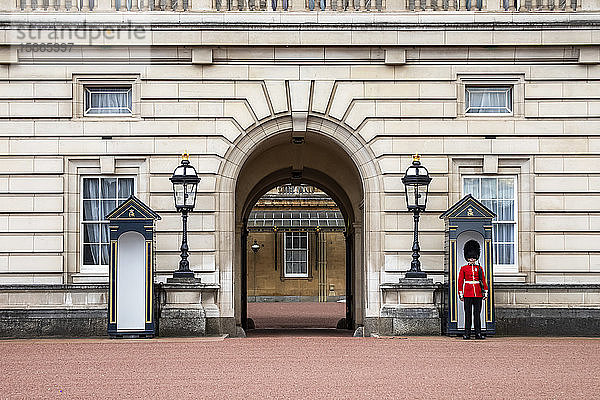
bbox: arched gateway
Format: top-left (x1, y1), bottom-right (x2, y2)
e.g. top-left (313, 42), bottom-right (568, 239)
top-left (217, 116), bottom-right (383, 334)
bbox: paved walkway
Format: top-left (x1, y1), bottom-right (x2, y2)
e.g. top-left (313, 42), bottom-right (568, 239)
top-left (1, 335), bottom-right (599, 399)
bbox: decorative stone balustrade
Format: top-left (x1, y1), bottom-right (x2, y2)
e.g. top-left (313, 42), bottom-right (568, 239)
top-left (15, 0), bottom-right (189, 11)
top-left (408, 0), bottom-right (580, 11)
top-left (216, 0), bottom-right (382, 11)
top-left (5, 0), bottom-right (587, 11)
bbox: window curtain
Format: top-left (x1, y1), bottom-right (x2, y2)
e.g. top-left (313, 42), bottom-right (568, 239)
top-left (83, 179), bottom-right (100, 265)
top-left (86, 88), bottom-right (131, 114)
top-left (464, 177), bottom-right (515, 265)
top-left (119, 179), bottom-right (134, 201)
top-left (82, 177), bottom-right (134, 267)
top-left (495, 178), bottom-right (515, 264)
top-left (467, 88), bottom-right (509, 113)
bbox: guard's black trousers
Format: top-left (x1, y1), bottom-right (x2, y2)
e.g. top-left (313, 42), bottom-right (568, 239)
top-left (464, 297), bottom-right (483, 336)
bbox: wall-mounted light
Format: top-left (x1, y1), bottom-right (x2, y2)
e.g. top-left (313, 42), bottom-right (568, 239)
top-left (251, 239), bottom-right (260, 254)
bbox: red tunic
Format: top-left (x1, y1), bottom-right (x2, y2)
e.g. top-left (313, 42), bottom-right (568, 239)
top-left (458, 264), bottom-right (489, 298)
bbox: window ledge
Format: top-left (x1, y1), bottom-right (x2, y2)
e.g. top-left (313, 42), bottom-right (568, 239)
top-left (493, 272), bottom-right (526, 283)
top-left (280, 277), bottom-right (313, 281)
top-left (71, 273), bottom-right (109, 284)
top-left (464, 113), bottom-right (514, 117)
top-left (73, 116), bottom-right (141, 122)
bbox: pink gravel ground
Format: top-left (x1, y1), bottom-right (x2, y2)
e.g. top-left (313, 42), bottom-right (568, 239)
top-left (1, 336), bottom-right (599, 399)
top-left (2, 304), bottom-right (599, 399)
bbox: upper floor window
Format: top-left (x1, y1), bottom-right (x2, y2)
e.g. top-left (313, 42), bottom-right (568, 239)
top-left (84, 87), bottom-right (132, 116)
top-left (284, 231), bottom-right (308, 278)
top-left (463, 176), bottom-right (517, 271)
top-left (465, 86), bottom-right (512, 114)
top-left (81, 177), bottom-right (135, 268)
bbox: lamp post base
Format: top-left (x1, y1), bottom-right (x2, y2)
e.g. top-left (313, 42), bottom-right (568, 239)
top-left (168, 270), bottom-right (198, 283)
top-left (404, 270), bottom-right (428, 279)
top-left (377, 277), bottom-right (441, 336)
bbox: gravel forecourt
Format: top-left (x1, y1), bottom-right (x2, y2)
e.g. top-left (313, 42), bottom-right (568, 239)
top-left (2, 335), bottom-right (599, 399)
top-left (1, 302), bottom-right (599, 399)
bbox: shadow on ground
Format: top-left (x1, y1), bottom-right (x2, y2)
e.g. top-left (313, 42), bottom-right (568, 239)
top-left (247, 301), bottom-right (350, 337)
top-left (247, 328), bottom-right (354, 337)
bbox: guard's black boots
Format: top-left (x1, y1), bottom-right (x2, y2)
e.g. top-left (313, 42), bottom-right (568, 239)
top-left (475, 333), bottom-right (484, 340)
top-left (462, 334), bottom-right (470, 340)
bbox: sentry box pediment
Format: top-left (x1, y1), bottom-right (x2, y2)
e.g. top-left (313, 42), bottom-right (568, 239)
top-left (440, 195), bottom-right (496, 336)
top-left (106, 195), bottom-right (161, 338)
top-left (106, 195), bottom-right (161, 221)
top-left (439, 194), bottom-right (495, 220)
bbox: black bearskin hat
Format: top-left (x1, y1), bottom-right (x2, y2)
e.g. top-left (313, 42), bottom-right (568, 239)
top-left (464, 240), bottom-right (481, 260)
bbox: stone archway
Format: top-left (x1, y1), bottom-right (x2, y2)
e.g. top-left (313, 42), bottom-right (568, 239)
top-left (216, 116), bottom-right (383, 334)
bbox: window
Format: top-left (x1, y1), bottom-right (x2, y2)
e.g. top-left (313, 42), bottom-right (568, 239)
top-left (81, 177), bottom-right (135, 268)
top-left (463, 176), bottom-right (517, 270)
top-left (73, 75), bottom-right (140, 119)
top-left (84, 87), bottom-right (132, 115)
top-left (465, 86), bottom-right (512, 114)
top-left (284, 231), bottom-right (308, 277)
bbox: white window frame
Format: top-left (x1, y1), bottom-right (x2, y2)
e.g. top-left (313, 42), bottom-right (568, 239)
top-left (283, 231), bottom-right (309, 278)
top-left (457, 74), bottom-right (524, 119)
top-left (72, 74), bottom-right (140, 120)
top-left (462, 175), bottom-right (518, 274)
top-left (465, 86), bottom-right (513, 115)
top-left (84, 86), bottom-right (133, 116)
top-left (80, 175), bottom-right (136, 275)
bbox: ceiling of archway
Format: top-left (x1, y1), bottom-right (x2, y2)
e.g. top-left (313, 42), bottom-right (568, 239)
top-left (235, 132), bottom-right (364, 226)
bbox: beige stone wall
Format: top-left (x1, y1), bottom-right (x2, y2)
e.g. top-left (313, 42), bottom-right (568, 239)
top-left (0, 156), bottom-right (64, 284)
top-left (1, 14), bottom-right (600, 319)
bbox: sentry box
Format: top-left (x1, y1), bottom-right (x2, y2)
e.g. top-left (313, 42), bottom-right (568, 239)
top-left (106, 196), bottom-right (161, 338)
top-left (440, 195), bottom-right (496, 336)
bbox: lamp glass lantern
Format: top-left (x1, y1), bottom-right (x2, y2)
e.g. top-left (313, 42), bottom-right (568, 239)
top-left (401, 155), bottom-right (432, 211)
top-left (169, 153), bottom-right (200, 279)
top-left (170, 154), bottom-right (200, 211)
top-left (401, 154), bottom-right (432, 279)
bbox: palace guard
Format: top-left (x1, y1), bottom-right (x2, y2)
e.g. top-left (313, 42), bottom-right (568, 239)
top-left (458, 240), bottom-right (489, 340)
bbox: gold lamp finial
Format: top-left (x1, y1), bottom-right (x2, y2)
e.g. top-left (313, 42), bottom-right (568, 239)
top-left (413, 154), bottom-right (421, 162)
top-left (182, 152), bottom-right (189, 162)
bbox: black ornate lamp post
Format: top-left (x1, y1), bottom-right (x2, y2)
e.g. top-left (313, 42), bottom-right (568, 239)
top-left (170, 153), bottom-right (200, 279)
top-left (401, 154), bottom-right (432, 279)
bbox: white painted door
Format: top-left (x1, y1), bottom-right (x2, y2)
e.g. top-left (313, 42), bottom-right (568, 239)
top-left (117, 231), bottom-right (146, 331)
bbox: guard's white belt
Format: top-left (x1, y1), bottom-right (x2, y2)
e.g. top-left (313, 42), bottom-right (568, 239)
top-left (465, 280), bottom-right (480, 284)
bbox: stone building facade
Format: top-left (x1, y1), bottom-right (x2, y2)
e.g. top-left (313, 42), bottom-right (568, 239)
top-left (1, 0), bottom-right (600, 336)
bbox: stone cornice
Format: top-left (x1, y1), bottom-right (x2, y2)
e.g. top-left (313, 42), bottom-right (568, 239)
top-left (3, 12), bottom-right (600, 47)
top-left (2, 11), bottom-right (600, 30)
